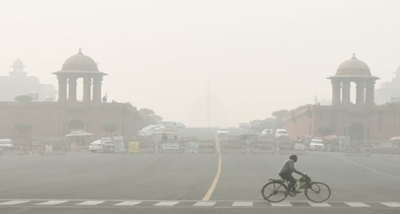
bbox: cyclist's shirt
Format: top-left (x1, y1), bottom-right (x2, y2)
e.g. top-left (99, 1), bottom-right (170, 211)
top-left (279, 159), bottom-right (301, 174)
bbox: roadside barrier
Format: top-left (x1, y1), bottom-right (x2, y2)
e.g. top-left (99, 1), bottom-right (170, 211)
top-left (220, 140), bottom-right (247, 154)
top-left (197, 140), bottom-right (216, 153)
top-left (0, 146), bottom-right (24, 155)
top-left (345, 143), bottom-right (372, 157)
top-left (138, 141), bottom-right (158, 153)
top-left (159, 141), bottom-right (184, 153)
top-left (250, 140), bottom-right (276, 154)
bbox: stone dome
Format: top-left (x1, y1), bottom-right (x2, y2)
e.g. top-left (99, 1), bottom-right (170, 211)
top-left (336, 54), bottom-right (371, 76)
top-left (12, 58), bottom-right (25, 67)
top-left (61, 49), bottom-right (98, 72)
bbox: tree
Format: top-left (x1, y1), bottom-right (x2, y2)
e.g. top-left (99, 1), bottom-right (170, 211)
top-left (272, 110), bottom-right (289, 119)
top-left (68, 118), bottom-right (85, 132)
top-left (307, 106), bottom-right (313, 118)
top-left (317, 126), bottom-right (334, 136)
top-left (14, 123), bottom-right (33, 134)
top-left (14, 123), bottom-right (33, 145)
top-left (291, 113), bottom-right (297, 124)
top-left (102, 124), bottom-right (118, 136)
top-left (138, 108), bottom-right (163, 127)
top-left (15, 95), bottom-right (32, 102)
top-left (139, 108), bottom-right (155, 116)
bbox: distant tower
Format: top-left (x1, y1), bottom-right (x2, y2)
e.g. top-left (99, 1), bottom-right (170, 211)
top-left (10, 58), bottom-right (27, 76)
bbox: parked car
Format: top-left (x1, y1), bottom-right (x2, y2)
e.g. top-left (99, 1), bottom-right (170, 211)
top-left (0, 139), bottom-right (13, 147)
top-left (260, 129), bottom-right (274, 138)
top-left (88, 140), bottom-right (103, 153)
top-left (275, 129), bottom-right (289, 139)
top-left (309, 138), bottom-right (326, 151)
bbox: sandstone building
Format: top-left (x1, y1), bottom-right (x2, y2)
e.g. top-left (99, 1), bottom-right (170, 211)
top-left (0, 50), bottom-right (138, 139)
top-left (283, 54), bottom-right (400, 142)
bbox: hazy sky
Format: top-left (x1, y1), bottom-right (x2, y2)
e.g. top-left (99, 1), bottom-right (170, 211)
top-left (1, 0), bottom-right (400, 127)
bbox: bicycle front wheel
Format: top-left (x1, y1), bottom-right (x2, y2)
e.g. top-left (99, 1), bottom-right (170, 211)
top-left (261, 181), bottom-right (288, 203)
top-left (305, 182), bottom-right (331, 203)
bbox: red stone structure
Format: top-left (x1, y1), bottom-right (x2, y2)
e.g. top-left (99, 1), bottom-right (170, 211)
top-left (0, 50), bottom-right (138, 139)
top-left (283, 54), bottom-right (400, 142)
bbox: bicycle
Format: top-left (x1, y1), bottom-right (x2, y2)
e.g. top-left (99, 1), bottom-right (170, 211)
top-left (261, 174), bottom-right (331, 203)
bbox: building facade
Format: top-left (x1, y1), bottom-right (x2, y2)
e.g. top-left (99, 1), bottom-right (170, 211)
top-left (0, 58), bottom-right (57, 101)
top-left (375, 66), bottom-right (400, 105)
top-left (283, 54), bottom-right (400, 142)
top-left (0, 50), bottom-right (138, 139)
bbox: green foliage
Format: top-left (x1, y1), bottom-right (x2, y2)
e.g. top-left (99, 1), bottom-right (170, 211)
top-left (14, 123), bottom-right (33, 133)
top-left (68, 118), bottom-right (85, 131)
top-left (272, 109), bottom-right (289, 119)
top-left (138, 108), bottom-right (163, 126)
top-left (317, 126), bottom-right (334, 136)
top-left (307, 106), bottom-right (313, 118)
top-left (291, 113), bottom-right (297, 124)
top-left (102, 123), bottom-right (118, 134)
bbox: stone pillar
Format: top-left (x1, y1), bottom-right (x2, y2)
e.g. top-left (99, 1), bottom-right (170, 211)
top-left (68, 76), bottom-right (78, 102)
top-left (83, 76), bottom-right (92, 102)
top-left (57, 75), bottom-right (67, 102)
top-left (92, 76), bottom-right (103, 102)
top-left (356, 81), bottom-right (365, 105)
top-left (332, 80), bottom-right (341, 106)
top-left (365, 80), bottom-right (375, 106)
top-left (341, 80), bottom-right (351, 106)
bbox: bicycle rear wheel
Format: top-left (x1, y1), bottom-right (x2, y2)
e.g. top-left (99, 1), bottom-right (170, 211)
top-left (261, 181), bottom-right (288, 203)
top-left (305, 182), bottom-right (331, 203)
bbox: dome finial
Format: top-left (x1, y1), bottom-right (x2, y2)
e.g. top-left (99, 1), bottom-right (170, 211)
top-left (78, 48), bottom-right (83, 55)
top-left (352, 53), bottom-right (356, 59)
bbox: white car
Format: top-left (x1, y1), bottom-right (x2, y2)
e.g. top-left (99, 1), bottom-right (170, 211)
top-left (275, 129), bottom-right (289, 139)
top-left (309, 138), bottom-right (326, 151)
top-left (0, 139), bottom-right (13, 147)
top-left (260, 129), bottom-right (274, 137)
top-left (88, 140), bottom-right (103, 153)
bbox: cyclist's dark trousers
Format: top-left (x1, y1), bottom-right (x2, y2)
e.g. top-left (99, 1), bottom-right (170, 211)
top-left (279, 173), bottom-right (296, 191)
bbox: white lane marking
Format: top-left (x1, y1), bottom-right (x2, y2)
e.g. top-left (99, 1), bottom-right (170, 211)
top-left (381, 202), bottom-right (400, 207)
top-left (35, 200), bottom-right (68, 205)
top-left (0, 200), bottom-right (30, 205)
top-left (114, 201), bottom-right (142, 206)
top-left (271, 202), bottom-right (293, 207)
top-left (308, 202), bottom-right (332, 207)
top-left (75, 200), bottom-right (105, 206)
top-left (232, 202), bottom-right (253, 207)
top-left (193, 201), bottom-right (216, 206)
top-left (153, 201), bottom-right (179, 206)
top-left (345, 202), bottom-right (370, 207)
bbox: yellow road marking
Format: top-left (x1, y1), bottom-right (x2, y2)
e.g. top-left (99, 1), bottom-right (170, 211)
top-left (202, 153), bottom-right (222, 201)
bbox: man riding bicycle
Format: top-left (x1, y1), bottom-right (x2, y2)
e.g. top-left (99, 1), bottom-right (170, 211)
top-left (279, 155), bottom-right (305, 193)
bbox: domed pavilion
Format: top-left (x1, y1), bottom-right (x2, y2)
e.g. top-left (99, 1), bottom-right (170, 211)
top-left (53, 49), bottom-right (107, 102)
top-left (281, 54), bottom-right (400, 142)
top-left (328, 54), bottom-right (379, 106)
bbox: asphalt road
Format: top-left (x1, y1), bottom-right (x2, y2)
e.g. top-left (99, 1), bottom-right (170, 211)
top-left (1, 150), bottom-right (399, 214)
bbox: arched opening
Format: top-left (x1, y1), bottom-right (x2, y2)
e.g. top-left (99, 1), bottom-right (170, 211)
top-left (349, 122), bottom-right (364, 142)
top-left (68, 118), bottom-right (85, 132)
top-left (350, 81), bottom-right (356, 105)
top-left (76, 77), bottom-right (83, 102)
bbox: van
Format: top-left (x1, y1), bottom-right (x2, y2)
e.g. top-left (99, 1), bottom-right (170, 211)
top-left (0, 139), bottom-right (13, 147)
top-left (275, 129), bottom-right (289, 139)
